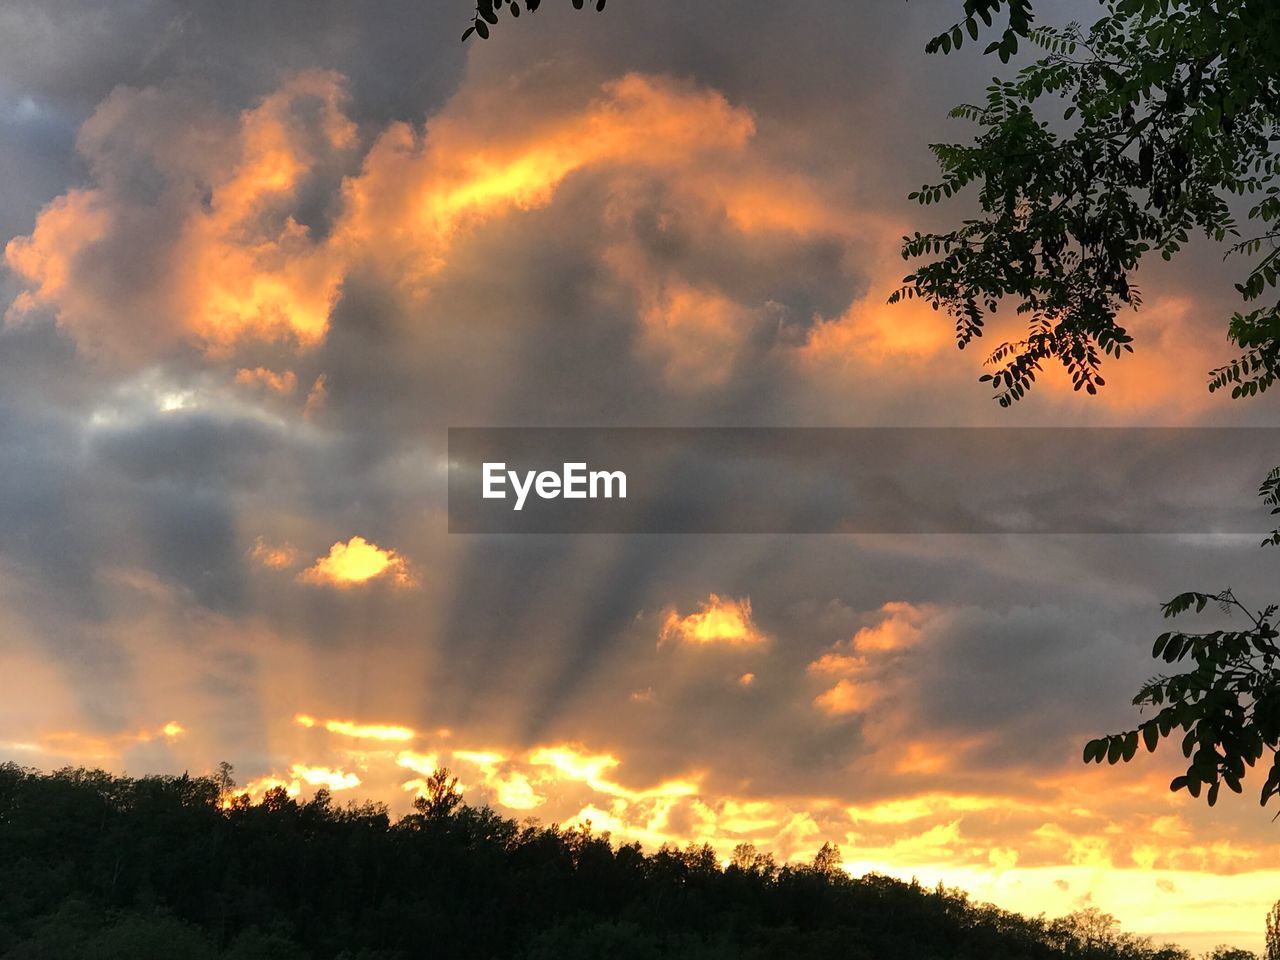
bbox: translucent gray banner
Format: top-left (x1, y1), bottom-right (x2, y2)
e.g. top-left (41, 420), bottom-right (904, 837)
top-left (447, 428), bottom-right (1280, 534)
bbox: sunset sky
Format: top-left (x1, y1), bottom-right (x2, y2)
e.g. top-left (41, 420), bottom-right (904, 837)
top-left (2, 0), bottom-right (1279, 953)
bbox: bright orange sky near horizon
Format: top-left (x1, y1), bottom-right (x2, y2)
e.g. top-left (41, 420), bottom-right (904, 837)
top-left (1, 1), bottom-right (1278, 955)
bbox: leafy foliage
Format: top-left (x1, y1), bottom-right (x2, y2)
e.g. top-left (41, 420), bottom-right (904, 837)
top-left (0, 763), bottom-right (1207, 959)
top-left (462, 0), bottom-right (605, 42)
top-left (1260, 465), bottom-right (1280, 547)
top-left (921, 0), bottom-right (1036, 64)
top-left (1086, 475), bottom-right (1280, 809)
top-left (1084, 587), bottom-right (1280, 807)
top-left (895, 0), bottom-right (1280, 404)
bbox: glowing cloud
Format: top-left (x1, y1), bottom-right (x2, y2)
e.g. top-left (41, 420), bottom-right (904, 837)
top-left (235, 367), bottom-right (298, 394)
top-left (335, 73), bottom-right (756, 289)
top-left (616, 271), bottom-right (752, 388)
top-left (249, 536), bottom-right (300, 570)
top-left (302, 374), bottom-right (328, 419)
top-left (3, 720), bottom-right (186, 762)
top-left (659, 594), bottom-right (765, 648)
top-left (808, 602), bottom-right (930, 716)
top-left (6, 71), bottom-right (353, 356)
top-left (4, 71), bottom-right (759, 367)
top-left (237, 764), bottom-right (362, 802)
top-left (298, 536), bottom-right (415, 588)
top-left (290, 764), bottom-right (361, 792)
top-left (295, 713), bottom-right (415, 742)
top-left (813, 678), bottom-right (876, 716)
top-left (396, 751), bottom-right (440, 776)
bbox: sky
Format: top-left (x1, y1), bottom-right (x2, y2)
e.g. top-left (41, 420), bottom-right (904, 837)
top-left (2, 0), bottom-right (1279, 953)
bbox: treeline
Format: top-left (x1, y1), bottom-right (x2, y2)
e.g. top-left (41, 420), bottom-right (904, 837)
top-left (0, 763), bottom-right (1246, 959)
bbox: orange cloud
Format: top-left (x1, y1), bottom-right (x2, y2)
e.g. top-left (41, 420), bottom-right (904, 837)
top-left (802, 290), bottom-right (954, 364)
top-left (2, 720), bottom-right (185, 762)
top-left (849, 601), bottom-right (927, 653)
top-left (631, 278), bottom-right (752, 388)
top-left (298, 536), bottom-right (415, 588)
top-left (235, 367), bottom-right (298, 394)
top-left (295, 713), bottom-right (415, 742)
top-left (237, 764), bottom-right (361, 801)
top-left (6, 71), bottom-right (353, 357)
top-left (527, 744), bottom-right (700, 802)
top-left (5, 71), bottom-right (761, 368)
top-left (4, 190), bottom-right (111, 339)
top-left (809, 602), bottom-right (929, 717)
top-left (335, 73), bottom-right (755, 289)
top-left (813, 678), bottom-right (876, 716)
top-left (659, 594), bottom-right (765, 648)
top-left (249, 536), bottom-right (300, 570)
top-left (290, 764), bottom-right (361, 792)
top-left (302, 374), bottom-right (328, 419)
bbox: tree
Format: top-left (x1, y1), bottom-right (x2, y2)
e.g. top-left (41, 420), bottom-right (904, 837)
top-left (1266, 898), bottom-right (1280, 960)
top-left (811, 841), bottom-right (845, 878)
top-left (893, 0), bottom-right (1280, 405)
top-left (1085, 475), bottom-right (1280, 808)
top-left (412, 767), bottom-right (462, 820)
top-left (1204, 948), bottom-right (1259, 960)
top-left (213, 761), bottom-right (236, 798)
top-left (0, 763), bottom-right (1214, 960)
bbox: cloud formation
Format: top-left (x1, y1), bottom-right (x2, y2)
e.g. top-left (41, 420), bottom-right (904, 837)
top-left (659, 594), bottom-right (766, 648)
top-left (298, 536), bottom-right (414, 588)
top-left (2, 3), bottom-right (1278, 956)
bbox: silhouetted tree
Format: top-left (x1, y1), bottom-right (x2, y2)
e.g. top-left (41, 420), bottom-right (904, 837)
top-left (812, 842), bottom-right (845, 878)
top-left (214, 761), bottom-right (236, 798)
top-left (900, 0), bottom-right (1280, 405)
top-left (1086, 475), bottom-right (1280, 809)
top-left (411, 767), bottom-right (462, 820)
top-left (1267, 899), bottom-right (1280, 960)
top-left (0, 760), bottom-right (1221, 959)
top-left (1205, 946), bottom-right (1260, 960)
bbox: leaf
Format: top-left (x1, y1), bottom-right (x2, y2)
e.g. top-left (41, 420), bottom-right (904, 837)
top-left (1121, 730), bottom-right (1139, 761)
top-left (1106, 736), bottom-right (1124, 764)
top-left (1142, 723), bottom-right (1159, 752)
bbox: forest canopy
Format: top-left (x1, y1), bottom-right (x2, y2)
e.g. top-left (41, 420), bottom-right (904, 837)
top-left (0, 763), bottom-right (1226, 960)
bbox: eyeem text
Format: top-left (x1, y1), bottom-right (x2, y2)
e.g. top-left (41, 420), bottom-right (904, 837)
top-left (482, 462), bottom-right (627, 511)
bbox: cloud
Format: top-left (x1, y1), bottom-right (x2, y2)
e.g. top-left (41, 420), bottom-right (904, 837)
top-left (808, 602), bottom-right (928, 716)
top-left (235, 367), bottom-right (297, 395)
top-left (302, 374), bottom-right (327, 419)
top-left (297, 535), bottom-right (415, 588)
top-left (1, 720), bottom-right (184, 762)
top-left (3, 4), bottom-right (1278, 955)
top-left (4, 71), bottom-right (762, 369)
top-left (659, 594), bottom-right (766, 648)
top-left (813, 678), bottom-right (877, 717)
top-left (337, 73), bottom-right (756, 289)
top-left (249, 536), bottom-right (299, 570)
top-left (5, 72), bottom-right (354, 359)
top-left (240, 764), bottom-right (362, 799)
top-left (295, 713), bottom-right (415, 742)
